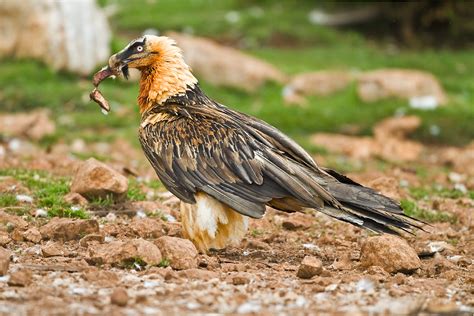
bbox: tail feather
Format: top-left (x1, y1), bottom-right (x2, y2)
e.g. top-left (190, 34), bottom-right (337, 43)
top-left (324, 181), bottom-right (425, 234)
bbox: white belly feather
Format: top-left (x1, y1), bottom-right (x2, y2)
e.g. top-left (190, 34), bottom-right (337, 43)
top-left (180, 192), bottom-right (249, 253)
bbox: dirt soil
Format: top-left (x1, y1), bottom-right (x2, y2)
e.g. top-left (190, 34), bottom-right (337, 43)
top-left (0, 135), bottom-right (473, 316)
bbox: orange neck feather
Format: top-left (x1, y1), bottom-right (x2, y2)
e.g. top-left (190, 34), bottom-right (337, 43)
top-left (137, 56), bottom-right (197, 114)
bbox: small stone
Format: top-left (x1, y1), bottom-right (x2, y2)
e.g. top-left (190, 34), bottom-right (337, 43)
top-left (23, 227), bottom-right (42, 243)
top-left (40, 218), bottom-right (99, 241)
top-left (282, 213), bottom-right (312, 231)
top-left (0, 247), bottom-right (11, 275)
top-left (110, 287), bottom-right (128, 307)
top-left (297, 256), bottom-right (323, 279)
top-left (63, 192), bottom-right (88, 206)
top-left (41, 241), bottom-right (67, 257)
top-left (88, 239), bottom-right (162, 266)
top-left (360, 235), bottom-right (421, 274)
top-left (8, 269), bottom-right (32, 287)
top-left (70, 158), bottom-right (128, 200)
top-left (0, 231), bottom-right (10, 246)
top-left (11, 229), bottom-right (24, 242)
top-left (154, 236), bottom-right (198, 270)
top-left (231, 272), bottom-right (251, 285)
top-left (79, 234), bottom-right (104, 247)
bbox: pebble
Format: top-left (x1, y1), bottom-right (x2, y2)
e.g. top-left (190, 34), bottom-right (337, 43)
top-left (297, 256), bottom-right (323, 279)
top-left (231, 273), bottom-right (251, 285)
top-left (110, 287), bottom-right (128, 306)
top-left (8, 269), bottom-right (32, 287)
top-left (22, 227), bottom-right (42, 243)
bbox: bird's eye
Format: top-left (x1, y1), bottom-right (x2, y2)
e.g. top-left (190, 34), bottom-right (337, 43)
top-left (136, 45), bottom-right (143, 52)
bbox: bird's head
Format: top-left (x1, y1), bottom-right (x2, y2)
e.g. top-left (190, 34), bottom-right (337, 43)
top-left (108, 35), bottom-right (179, 77)
top-left (108, 35), bottom-right (198, 110)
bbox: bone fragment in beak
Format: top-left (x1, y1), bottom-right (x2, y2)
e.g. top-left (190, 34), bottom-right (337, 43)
top-left (90, 66), bottom-right (116, 113)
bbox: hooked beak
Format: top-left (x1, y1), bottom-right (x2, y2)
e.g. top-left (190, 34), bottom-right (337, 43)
top-left (108, 53), bottom-right (131, 79)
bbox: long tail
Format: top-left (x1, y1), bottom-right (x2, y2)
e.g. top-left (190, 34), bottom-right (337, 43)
top-left (321, 170), bottom-right (425, 234)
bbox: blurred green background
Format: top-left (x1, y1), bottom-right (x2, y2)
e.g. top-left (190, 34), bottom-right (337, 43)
top-left (1, 0), bottom-right (473, 150)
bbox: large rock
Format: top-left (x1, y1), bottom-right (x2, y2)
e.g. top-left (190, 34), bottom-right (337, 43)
top-left (88, 239), bottom-right (162, 266)
top-left (40, 218), bottom-right (99, 241)
top-left (70, 158), bottom-right (128, 200)
top-left (154, 236), bottom-right (198, 270)
top-left (167, 32), bottom-right (286, 92)
top-left (0, 0), bottom-right (111, 75)
top-left (283, 71), bottom-right (353, 105)
top-left (357, 69), bottom-right (447, 105)
top-left (360, 235), bottom-right (421, 274)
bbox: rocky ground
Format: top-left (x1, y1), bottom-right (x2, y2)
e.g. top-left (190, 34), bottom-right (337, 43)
top-left (0, 114), bottom-right (473, 316)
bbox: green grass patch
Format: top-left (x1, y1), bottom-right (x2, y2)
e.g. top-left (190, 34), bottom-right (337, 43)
top-left (47, 206), bottom-right (90, 219)
top-left (0, 194), bottom-right (18, 208)
top-left (0, 169), bottom-right (90, 219)
top-left (147, 210), bottom-right (168, 222)
top-left (409, 186), bottom-right (472, 200)
top-left (89, 195), bottom-right (115, 207)
top-left (251, 228), bottom-right (264, 237)
top-left (400, 199), bottom-right (456, 224)
top-left (127, 179), bottom-right (147, 201)
top-left (158, 258), bottom-right (170, 268)
top-left (147, 179), bottom-right (162, 190)
top-left (121, 257), bottom-right (148, 270)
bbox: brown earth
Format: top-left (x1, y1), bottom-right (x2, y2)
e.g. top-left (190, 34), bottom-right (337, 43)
top-left (0, 123), bottom-right (473, 315)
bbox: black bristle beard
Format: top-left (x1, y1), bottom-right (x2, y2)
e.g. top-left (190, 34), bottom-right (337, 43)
top-left (122, 65), bottom-right (130, 80)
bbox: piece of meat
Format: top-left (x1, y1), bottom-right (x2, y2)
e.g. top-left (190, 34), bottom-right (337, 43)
top-left (93, 66), bottom-right (115, 87)
top-left (90, 88), bottom-right (110, 112)
top-left (90, 66), bottom-right (115, 112)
